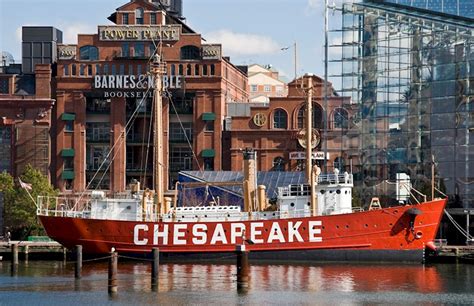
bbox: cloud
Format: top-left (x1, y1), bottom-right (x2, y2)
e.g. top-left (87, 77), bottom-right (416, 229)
top-left (59, 23), bottom-right (97, 44)
top-left (204, 29), bottom-right (280, 56)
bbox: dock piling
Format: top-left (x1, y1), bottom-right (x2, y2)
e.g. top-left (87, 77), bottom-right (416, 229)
top-left (236, 244), bottom-right (250, 291)
top-left (108, 250), bottom-right (118, 294)
top-left (11, 244), bottom-right (19, 276)
top-left (75, 245), bottom-right (82, 279)
top-left (151, 248), bottom-right (160, 291)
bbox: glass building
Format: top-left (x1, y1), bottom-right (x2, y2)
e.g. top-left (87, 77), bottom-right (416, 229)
top-left (377, 0), bottom-right (474, 19)
top-left (329, 0), bottom-right (473, 224)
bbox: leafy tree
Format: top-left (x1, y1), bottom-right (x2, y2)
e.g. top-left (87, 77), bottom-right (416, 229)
top-left (3, 165), bottom-right (58, 238)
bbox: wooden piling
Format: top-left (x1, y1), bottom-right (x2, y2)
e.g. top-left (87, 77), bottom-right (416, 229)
top-left (236, 244), bottom-right (250, 290)
top-left (151, 248), bottom-right (159, 291)
top-left (75, 245), bottom-right (82, 279)
top-left (24, 245), bottom-right (29, 261)
top-left (108, 251), bottom-right (118, 294)
top-left (11, 244), bottom-right (19, 265)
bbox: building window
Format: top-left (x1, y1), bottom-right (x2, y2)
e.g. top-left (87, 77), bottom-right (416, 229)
top-left (149, 44), bottom-right (156, 57)
top-left (87, 65), bottom-right (93, 76)
top-left (204, 158), bottom-right (214, 170)
top-left (264, 85), bottom-right (271, 92)
top-left (95, 64), bottom-right (101, 75)
top-left (128, 64), bottom-right (133, 75)
top-left (170, 146), bottom-right (193, 172)
top-left (180, 45), bottom-right (200, 60)
top-left (169, 122), bottom-right (193, 142)
top-left (79, 45), bottom-right (99, 61)
top-left (186, 64), bottom-right (192, 75)
top-left (0, 78), bottom-right (8, 94)
top-left (202, 65), bottom-right (208, 76)
top-left (64, 179), bottom-right (73, 190)
top-left (103, 64), bottom-right (109, 75)
top-left (86, 98), bottom-right (111, 113)
top-left (134, 43), bottom-right (145, 57)
top-left (122, 43), bottom-right (129, 57)
top-left (250, 85), bottom-right (257, 92)
top-left (86, 122), bottom-right (111, 142)
top-left (122, 13), bottom-right (129, 25)
top-left (334, 157), bottom-right (345, 171)
top-left (135, 8), bottom-right (144, 24)
top-left (150, 12), bottom-right (157, 24)
top-left (79, 64), bottom-right (85, 76)
top-left (111, 65), bottom-right (116, 75)
top-left (272, 157), bottom-right (285, 171)
top-left (194, 64), bottom-right (200, 76)
top-left (63, 65), bottom-right (69, 76)
top-left (210, 64), bottom-right (215, 75)
top-left (170, 64), bottom-right (176, 76)
top-left (273, 109), bottom-right (288, 129)
top-left (65, 121), bottom-right (74, 132)
top-left (205, 121), bottom-right (214, 132)
top-left (297, 104), bottom-right (323, 129)
top-left (178, 64), bottom-right (183, 75)
top-left (0, 126), bottom-right (12, 173)
top-left (333, 108), bottom-right (349, 129)
top-left (64, 157), bottom-right (74, 171)
top-left (119, 64), bottom-right (125, 75)
top-left (71, 64), bottom-right (77, 75)
top-left (137, 64), bottom-right (142, 75)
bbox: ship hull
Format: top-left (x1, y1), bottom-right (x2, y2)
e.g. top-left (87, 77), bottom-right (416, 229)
top-left (39, 199), bottom-right (446, 262)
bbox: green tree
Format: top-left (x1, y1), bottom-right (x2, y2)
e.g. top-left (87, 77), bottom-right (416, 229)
top-left (4, 165), bottom-right (58, 238)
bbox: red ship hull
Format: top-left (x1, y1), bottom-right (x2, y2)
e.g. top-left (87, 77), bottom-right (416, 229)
top-left (39, 199), bottom-right (446, 262)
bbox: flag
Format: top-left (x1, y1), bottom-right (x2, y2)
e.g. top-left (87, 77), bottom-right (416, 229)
top-left (18, 178), bottom-right (32, 191)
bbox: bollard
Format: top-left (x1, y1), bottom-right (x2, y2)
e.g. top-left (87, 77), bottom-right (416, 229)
top-left (11, 244), bottom-right (19, 276)
top-left (11, 244), bottom-right (19, 265)
top-left (24, 245), bottom-right (29, 262)
top-left (236, 244), bottom-right (250, 291)
top-left (75, 245), bottom-right (82, 279)
top-left (151, 248), bottom-right (160, 290)
top-left (108, 250), bottom-right (118, 294)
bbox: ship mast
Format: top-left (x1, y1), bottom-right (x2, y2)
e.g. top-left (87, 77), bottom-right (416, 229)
top-left (152, 53), bottom-right (166, 215)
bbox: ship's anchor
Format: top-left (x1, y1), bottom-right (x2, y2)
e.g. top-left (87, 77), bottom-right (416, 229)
top-left (406, 208), bottom-right (423, 239)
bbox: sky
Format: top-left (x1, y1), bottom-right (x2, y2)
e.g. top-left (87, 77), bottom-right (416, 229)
top-left (0, 0), bottom-right (344, 82)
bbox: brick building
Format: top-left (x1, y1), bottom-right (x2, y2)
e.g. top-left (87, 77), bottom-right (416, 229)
top-left (0, 64), bottom-right (55, 177)
top-left (53, 0), bottom-right (248, 192)
top-left (224, 74), bottom-right (356, 173)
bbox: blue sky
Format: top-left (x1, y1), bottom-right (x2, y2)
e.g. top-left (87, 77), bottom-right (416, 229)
top-left (0, 0), bottom-right (343, 81)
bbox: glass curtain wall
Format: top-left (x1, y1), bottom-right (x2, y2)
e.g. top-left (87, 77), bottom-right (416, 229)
top-left (330, 2), bottom-right (473, 208)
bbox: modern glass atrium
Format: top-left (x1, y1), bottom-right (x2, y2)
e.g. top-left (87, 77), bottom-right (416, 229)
top-left (379, 0), bottom-right (474, 19)
top-left (329, 1), bottom-right (473, 209)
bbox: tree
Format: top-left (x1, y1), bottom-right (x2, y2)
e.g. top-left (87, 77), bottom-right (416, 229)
top-left (3, 165), bottom-right (58, 238)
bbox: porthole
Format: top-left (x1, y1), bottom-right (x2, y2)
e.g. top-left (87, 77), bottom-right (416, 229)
top-left (320, 190), bottom-right (325, 194)
top-left (336, 190), bottom-right (341, 194)
top-left (307, 202), bottom-right (311, 206)
top-left (290, 203), bottom-right (295, 207)
top-left (364, 224), bottom-right (368, 228)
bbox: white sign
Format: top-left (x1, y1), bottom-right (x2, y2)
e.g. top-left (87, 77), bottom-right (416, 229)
top-left (98, 25), bottom-right (180, 41)
top-left (94, 75), bottom-right (182, 90)
top-left (289, 151), bottom-right (330, 160)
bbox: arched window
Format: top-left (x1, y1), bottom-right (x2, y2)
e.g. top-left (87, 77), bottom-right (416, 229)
top-left (135, 8), bottom-right (144, 24)
top-left (186, 64), bottom-right (192, 76)
top-left (210, 64), bottom-right (215, 76)
top-left (194, 64), bottom-right (200, 76)
top-left (334, 157), bottom-right (345, 171)
top-left (170, 64), bottom-right (176, 76)
top-left (178, 64), bottom-right (183, 75)
top-left (273, 109), bottom-right (288, 129)
top-left (71, 64), bottom-right (76, 75)
top-left (334, 108), bottom-right (349, 129)
top-left (297, 103), bottom-right (323, 129)
top-left (272, 157), bottom-right (285, 171)
top-left (79, 45), bottom-right (99, 61)
top-left (203, 65), bottom-right (208, 76)
top-left (180, 45), bottom-right (200, 60)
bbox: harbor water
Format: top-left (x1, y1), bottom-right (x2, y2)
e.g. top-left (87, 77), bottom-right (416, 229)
top-left (0, 260), bottom-right (473, 305)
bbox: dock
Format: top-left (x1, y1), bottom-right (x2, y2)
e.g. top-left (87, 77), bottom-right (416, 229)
top-left (0, 241), bottom-right (66, 260)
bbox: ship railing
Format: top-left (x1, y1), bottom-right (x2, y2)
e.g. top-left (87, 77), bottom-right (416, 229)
top-left (317, 173), bottom-right (353, 185)
top-left (37, 196), bottom-right (92, 218)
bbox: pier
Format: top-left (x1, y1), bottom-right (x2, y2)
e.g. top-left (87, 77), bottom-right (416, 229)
top-left (0, 241), bottom-right (66, 259)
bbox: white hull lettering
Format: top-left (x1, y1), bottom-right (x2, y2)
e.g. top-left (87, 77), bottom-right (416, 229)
top-left (134, 221), bottom-right (323, 246)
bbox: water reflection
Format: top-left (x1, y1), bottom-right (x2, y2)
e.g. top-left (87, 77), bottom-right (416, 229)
top-left (0, 261), bottom-right (473, 305)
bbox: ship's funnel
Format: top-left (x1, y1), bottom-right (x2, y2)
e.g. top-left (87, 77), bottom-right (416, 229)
top-left (243, 148), bottom-right (257, 213)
